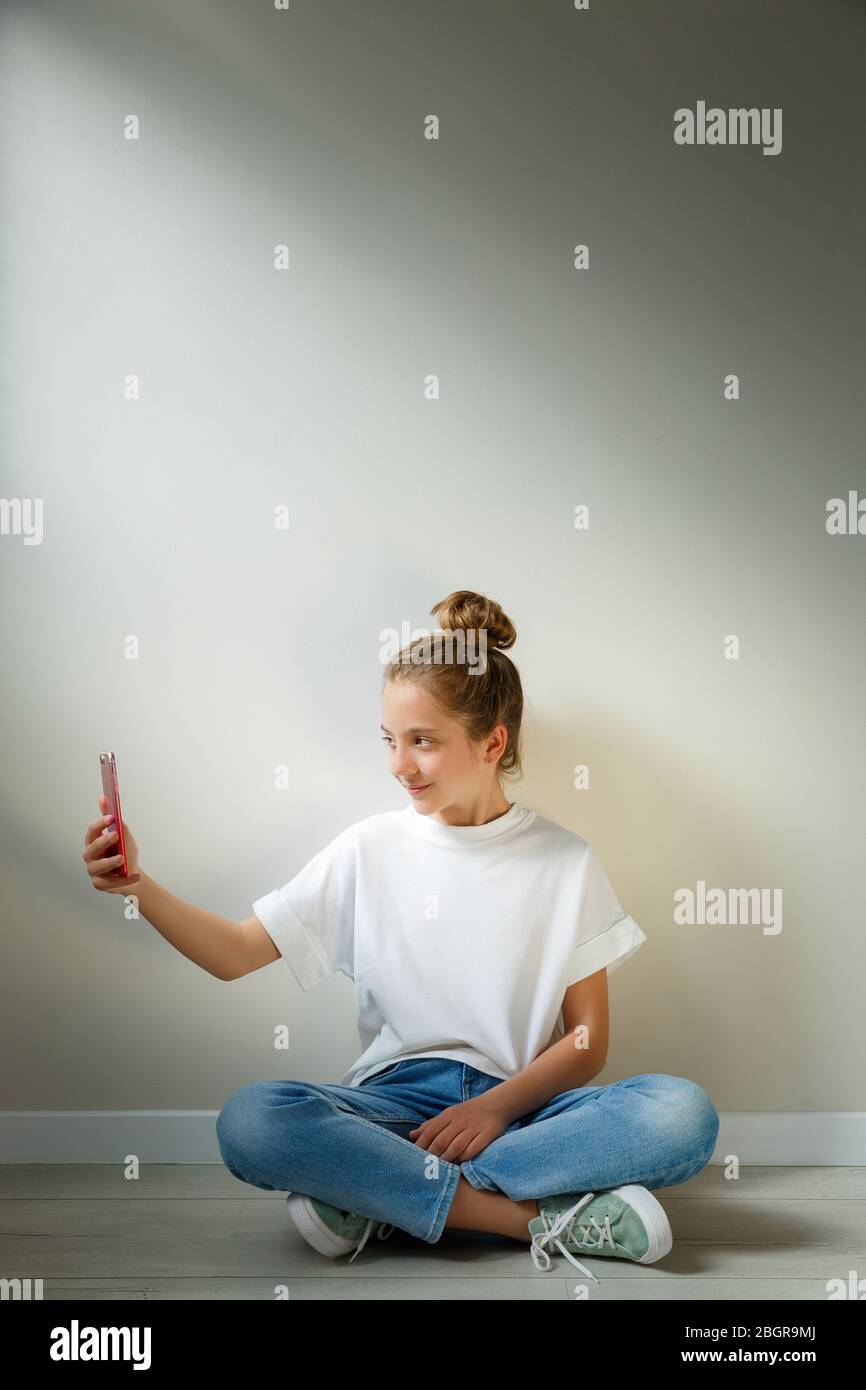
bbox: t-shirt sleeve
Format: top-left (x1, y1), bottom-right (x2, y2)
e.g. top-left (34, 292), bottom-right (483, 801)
top-left (251, 829), bottom-right (357, 990)
top-left (563, 842), bottom-right (647, 986)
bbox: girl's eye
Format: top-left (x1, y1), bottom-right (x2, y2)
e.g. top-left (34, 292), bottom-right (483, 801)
top-left (380, 736), bottom-right (431, 746)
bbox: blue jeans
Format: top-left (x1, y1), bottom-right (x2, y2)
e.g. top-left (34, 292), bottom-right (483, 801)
top-left (216, 1058), bottom-right (720, 1245)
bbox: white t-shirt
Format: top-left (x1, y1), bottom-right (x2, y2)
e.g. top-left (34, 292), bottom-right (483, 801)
top-left (252, 801), bottom-right (646, 1088)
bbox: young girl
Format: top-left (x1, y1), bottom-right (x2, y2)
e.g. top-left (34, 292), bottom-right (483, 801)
top-left (218, 590), bottom-right (720, 1279)
top-left (84, 589), bottom-right (719, 1281)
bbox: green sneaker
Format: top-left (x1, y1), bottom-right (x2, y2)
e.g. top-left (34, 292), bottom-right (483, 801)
top-left (286, 1192), bottom-right (395, 1263)
top-left (528, 1184), bottom-right (673, 1281)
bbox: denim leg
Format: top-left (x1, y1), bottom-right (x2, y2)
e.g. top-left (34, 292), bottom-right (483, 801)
top-left (215, 1077), bottom-right (462, 1244)
top-left (460, 1073), bottom-right (720, 1200)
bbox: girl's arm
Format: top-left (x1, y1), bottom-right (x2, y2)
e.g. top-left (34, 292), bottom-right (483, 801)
top-left (134, 874), bottom-right (252, 981)
top-left (84, 804), bottom-right (258, 981)
top-left (561, 967), bottom-right (609, 1062)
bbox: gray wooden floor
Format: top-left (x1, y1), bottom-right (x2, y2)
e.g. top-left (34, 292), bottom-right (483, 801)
top-left (1, 1163), bottom-right (864, 1299)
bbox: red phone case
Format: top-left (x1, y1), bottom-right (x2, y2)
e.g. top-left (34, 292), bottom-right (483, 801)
top-left (99, 752), bottom-right (129, 876)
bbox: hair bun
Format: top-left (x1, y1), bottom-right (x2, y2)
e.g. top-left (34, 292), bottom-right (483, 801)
top-left (430, 589), bottom-right (516, 651)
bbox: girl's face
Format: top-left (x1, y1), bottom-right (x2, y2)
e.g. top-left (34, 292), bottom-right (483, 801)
top-left (380, 679), bottom-right (507, 819)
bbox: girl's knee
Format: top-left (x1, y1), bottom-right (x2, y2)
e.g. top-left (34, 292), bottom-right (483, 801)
top-left (632, 1073), bottom-right (720, 1154)
top-left (668, 1076), bottom-right (720, 1156)
top-left (215, 1077), bottom-right (322, 1164)
top-left (215, 1081), bottom-right (276, 1160)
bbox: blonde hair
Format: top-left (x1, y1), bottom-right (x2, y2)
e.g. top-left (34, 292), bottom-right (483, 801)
top-left (383, 589), bottom-right (524, 783)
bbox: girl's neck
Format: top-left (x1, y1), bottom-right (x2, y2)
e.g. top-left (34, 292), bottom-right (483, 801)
top-left (430, 787), bottom-right (512, 828)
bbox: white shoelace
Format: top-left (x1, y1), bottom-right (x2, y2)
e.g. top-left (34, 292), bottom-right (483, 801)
top-left (530, 1192), bottom-right (616, 1281)
top-left (348, 1219), bottom-right (395, 1263)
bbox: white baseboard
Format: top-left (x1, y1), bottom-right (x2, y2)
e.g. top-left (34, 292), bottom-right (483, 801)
top-left (0, 1111), bottom-right (865, 1164)
top-left (0, 1113), bottom-right (225, 1163)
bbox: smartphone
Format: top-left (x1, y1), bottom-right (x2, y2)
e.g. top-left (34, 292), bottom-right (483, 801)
top-left (99, 751), bottom-right (129, 876)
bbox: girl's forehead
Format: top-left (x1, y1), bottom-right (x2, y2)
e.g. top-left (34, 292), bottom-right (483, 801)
top-left (382, 684), bottom-right (448, 724)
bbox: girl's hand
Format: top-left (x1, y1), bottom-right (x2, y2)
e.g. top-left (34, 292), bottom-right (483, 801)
top-left (82, 794), bottom-right (141, 894)
top-left (408, 1097), bottom-right (511, 1163)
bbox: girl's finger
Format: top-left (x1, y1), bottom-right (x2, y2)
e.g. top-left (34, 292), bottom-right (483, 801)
top-left (84, 817), bottom-right (115, 848)
top-left (83, 825), bottom-right (117, 856)
top-left (91, 852), bottom-right (124, 871)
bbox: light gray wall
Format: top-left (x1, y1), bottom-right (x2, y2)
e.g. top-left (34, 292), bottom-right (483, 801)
top-left (2, 0), bottom-right (863, 1113)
